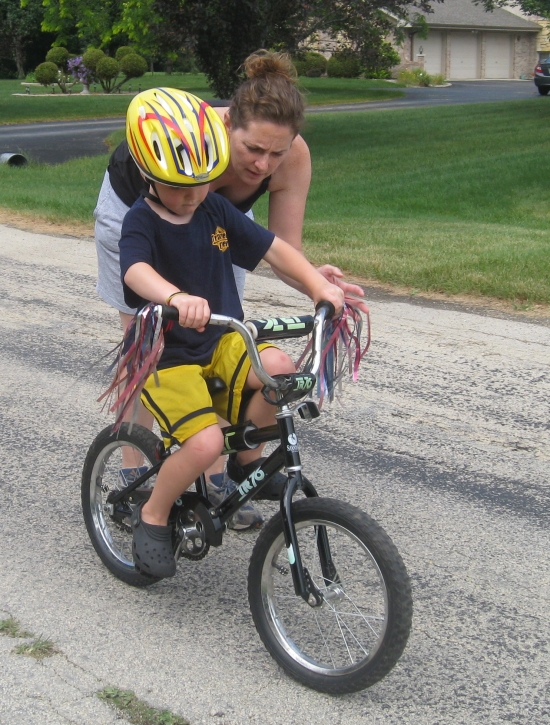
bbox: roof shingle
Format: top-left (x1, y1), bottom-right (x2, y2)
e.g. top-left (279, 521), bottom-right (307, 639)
top-left (408, 0), bottom-right (540, 31)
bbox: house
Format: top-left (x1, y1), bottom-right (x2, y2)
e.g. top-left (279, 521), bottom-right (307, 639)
top-left (396, 0), bottom-right (540, 79)
top-left (504, 4), bottom-right (550, 61)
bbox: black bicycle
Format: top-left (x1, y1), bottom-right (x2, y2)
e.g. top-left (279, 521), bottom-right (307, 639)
top-left (82, 302), bottom-right (412, 695)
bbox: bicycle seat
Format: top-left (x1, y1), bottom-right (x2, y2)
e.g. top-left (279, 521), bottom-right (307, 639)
top-left (206, 376), bottom-right (226, 396)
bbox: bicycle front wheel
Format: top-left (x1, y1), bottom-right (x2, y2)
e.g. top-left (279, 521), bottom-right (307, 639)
top-left (81, 423), bottom-right (162, 587)
top-left (248, 498), bottom-right (412, 694)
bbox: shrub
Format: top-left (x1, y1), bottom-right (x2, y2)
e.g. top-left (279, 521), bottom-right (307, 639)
top-left (82, 48), bottom-right (106, 74)
top-left (86, 49), bottom-right (147, 92)
top-left (294, 51), bottom-right (327, 78)
top-left (115, 46), bottom-right (134, 62)
top-left (366, 69), bottom-right (393, 79)
top-left (97, 56), bottom-right (119, 80)
top-left (362, 41), bottom-right (400, 79)
top-left (37, 48), bottom-right (76, 92)
top-left (119, 53), bottom-right (147, 79)
top-left (327, 50), bottom-right (361, 79)
top-left (35, 61), bottom-right (59, 86)
top-left (396, 68), bottom-right (443, 87)
top-left (96, 56), bottom-right (120, 92)
top-left (46, 47), bottom-right (70, 69)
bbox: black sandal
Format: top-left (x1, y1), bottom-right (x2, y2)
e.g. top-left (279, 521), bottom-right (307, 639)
top-left (131, 502), bottom-right (176, 578)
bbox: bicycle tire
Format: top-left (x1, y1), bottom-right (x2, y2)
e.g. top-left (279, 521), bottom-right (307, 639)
top-left (81, 423), bottom-right (163, 587)
top-left (248, 497), bottom-right (412, 694)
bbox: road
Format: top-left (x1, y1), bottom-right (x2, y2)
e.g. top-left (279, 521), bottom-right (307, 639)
top-left (0, 226), bottom-right (548, 724)
top-left (0, 80), bottom-right (540, 164)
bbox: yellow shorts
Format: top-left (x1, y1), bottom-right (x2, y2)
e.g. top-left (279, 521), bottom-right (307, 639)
top-left (141, 332), bottom-right (274, 447)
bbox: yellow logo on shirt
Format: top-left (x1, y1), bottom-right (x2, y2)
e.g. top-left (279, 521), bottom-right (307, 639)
top-left (212, 226), bottom-right (229, 252)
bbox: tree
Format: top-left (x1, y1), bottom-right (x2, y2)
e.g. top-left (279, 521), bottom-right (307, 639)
top-left (41, 0), bottom-right (126, 49)
top-left (153, 0), bottom-right (330, 96)
top-left (0, 0), bottom-right (44, 78)
top-left (152, 0), bottom-right (440, 98)
top-left (42, 0), bottom-right (172, 71)
top-left (112, 0), bottom-right (166, 67)
top-left (477, 0), bottom-right (550, 16)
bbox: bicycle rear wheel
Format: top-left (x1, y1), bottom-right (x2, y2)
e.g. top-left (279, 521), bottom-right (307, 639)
top-left (81, 423), bottom-right (162, 587)
top-left (248, 497), bottom-right (412, 694)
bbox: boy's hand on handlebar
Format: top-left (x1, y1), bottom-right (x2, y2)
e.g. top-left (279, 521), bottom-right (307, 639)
top-left (172, 295), bottom-right (210, 332)
top-left (312, 280), bottom-right (345, 317)
top-left (316, 264), bottom-right (369, 315)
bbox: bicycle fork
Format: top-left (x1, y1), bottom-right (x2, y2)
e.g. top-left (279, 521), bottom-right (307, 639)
top-left (206, 404), bottom-right (338, 608)
top-left (276, 404), bottom-right (338, 608)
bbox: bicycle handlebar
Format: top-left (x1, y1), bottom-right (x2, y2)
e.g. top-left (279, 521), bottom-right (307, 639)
top-left (158, 301), bottom-right (335, 390)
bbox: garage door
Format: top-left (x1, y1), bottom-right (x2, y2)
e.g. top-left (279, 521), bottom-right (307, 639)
top-left (484, 32), bottom-right (512, 79)
top-left (450, 32), bottom-right (479, 79)
top-left (413, 31), bottom-right (443, 75)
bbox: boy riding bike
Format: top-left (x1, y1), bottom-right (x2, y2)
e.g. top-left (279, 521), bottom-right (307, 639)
top-left (119, 88), bottom-right (343, 579)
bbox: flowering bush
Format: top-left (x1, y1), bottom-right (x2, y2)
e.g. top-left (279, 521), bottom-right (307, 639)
top-left (67, 56), bottom-right (93, 86)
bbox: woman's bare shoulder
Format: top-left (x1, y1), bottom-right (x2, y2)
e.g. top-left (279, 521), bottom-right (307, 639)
top-left (269, 135), bottom-right (311, 191)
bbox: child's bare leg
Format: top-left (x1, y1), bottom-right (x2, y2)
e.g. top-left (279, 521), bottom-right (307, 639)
top-left (237, 347), bottom-right (295, 467)
top-left (120, 311), bottom-right (229, 478)
top-left (141, 425), bottom-right (223, 526)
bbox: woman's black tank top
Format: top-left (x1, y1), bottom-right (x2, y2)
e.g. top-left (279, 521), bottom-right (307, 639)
top-left (108, 141), bottom-right (271, 213)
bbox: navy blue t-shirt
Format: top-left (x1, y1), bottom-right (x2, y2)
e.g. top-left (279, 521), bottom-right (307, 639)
top-left (119, 192), bottom-right (274, 368)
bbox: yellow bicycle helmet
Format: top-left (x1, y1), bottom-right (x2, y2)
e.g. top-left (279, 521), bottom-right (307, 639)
top-left (126, 87), bottom-right (229, 187)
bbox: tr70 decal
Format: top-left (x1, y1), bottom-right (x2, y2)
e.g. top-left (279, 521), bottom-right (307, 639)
top-left (257, 316), bottom-right (307, 332)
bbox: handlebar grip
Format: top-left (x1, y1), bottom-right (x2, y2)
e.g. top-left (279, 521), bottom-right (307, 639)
top-left (246, 315), bottom-right (315, 340)
top-left (160, 304), bottom-right (179, 321)
top-left (315, 300), bottom-right (336, 319)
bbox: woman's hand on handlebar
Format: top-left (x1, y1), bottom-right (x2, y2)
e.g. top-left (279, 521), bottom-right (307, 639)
top-left (316, 265), bottom-right (369, 315)
top-left (170, 294), bottom-right (210, 332)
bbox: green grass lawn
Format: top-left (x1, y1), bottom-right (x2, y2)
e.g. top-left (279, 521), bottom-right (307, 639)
top-left (0, 99), bottom-right (548, 305)
top-left (0, 74), bottom-right (404, 124)
top-left (259, 100), bottom-right (550, 305)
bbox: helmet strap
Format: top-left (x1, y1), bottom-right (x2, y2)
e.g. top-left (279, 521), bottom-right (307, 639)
top-left (142, 181), bottom-right (180, 216)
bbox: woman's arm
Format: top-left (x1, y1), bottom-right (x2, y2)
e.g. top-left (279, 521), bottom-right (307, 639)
top-left (268, 137), bottom-right (368, 312)
top-left (263, 237), bottom-right (344, 314)
top-left (267, 135), bottom-right (311, 250)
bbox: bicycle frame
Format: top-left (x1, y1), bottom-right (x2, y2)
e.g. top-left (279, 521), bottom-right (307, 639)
top-left (108, 302), bottom-right (337, 607)
top-left (204, 402), bottom-right (336, 607)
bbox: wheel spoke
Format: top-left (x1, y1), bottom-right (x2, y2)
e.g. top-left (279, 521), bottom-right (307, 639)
top-left (82, 425), bottom-right (161, 585)
top-left (253, 504), bottom-right (402, 684)
top-left (312, 609), bottom-right (337, 669)
top-left (337, 613), bottom-right (371, 659)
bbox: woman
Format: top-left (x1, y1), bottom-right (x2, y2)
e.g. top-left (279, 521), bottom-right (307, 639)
top-left (94, 49), bottom-right (366, 333)
top-left (94, 50), bottom-right (365, 529)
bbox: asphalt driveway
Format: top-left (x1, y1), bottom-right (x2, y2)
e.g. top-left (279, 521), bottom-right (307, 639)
top-left (0, 80), bottom-right (539, 165)
top-left (0, 224), bottom-right (549, 724)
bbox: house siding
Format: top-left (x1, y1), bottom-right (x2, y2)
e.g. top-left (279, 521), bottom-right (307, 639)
top-left (513, 33), bottom-right (538, 77)
top-left (395, 28), bottom-right (536, 80)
